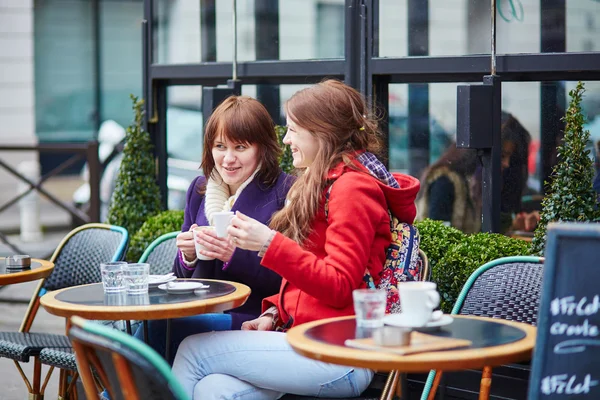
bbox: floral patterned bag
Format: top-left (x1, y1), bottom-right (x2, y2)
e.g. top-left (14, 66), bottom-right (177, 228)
top-left (325, 185), bottom-right (422, 314)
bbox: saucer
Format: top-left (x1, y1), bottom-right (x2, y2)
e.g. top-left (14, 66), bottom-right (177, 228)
top-left (148, 274), bottom-right (176, 288)
top-left (383, 314), bottom-right (453, 330)
top-left (158, 281), bottom-right (209, 294)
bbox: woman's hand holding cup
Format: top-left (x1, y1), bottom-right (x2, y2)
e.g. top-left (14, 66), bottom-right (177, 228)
top-left (194, 227), bottom-right (234, 262)
top-left (227, 211), bottom-right (274, 252)
top-left (176, 223), bottom-right (198, 261)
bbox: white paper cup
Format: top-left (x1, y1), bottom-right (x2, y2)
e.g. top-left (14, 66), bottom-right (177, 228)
top-left (213, 211), bottom-right (234, 238)
top-left (193, 226), bottom-right (216, 260)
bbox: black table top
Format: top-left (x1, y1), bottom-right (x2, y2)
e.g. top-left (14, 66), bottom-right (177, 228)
top-left (304, 317), bottom-right (527, 351)
top-left (54, 279), bottom-right (237, 307)
top-left (0, 260), bottom-right (42, 275)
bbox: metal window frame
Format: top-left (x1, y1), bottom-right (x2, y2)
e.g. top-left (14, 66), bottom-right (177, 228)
top-left (142, 0), bottom-right (600, 230)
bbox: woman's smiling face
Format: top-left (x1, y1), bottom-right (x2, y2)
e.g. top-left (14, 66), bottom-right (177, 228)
top-left (212, 135), bottom-right (259, 192)
top-left (283, 117), bottom-right (320, 169)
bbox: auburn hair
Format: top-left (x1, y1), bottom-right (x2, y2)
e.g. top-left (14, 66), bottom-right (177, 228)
top-left (199, 95), bottom-right (281, 193)
top-left (269, 79), bottom-right (383, 244)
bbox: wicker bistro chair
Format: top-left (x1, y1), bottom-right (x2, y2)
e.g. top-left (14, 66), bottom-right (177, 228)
top-left (69, 316), bottom-right (189, 400)
top-left (38, 231), bottom-right (180, 378)
top-left (420, 255), bottom-right (544, 400)
top-left (0, 223), bottom-right (128, 400)
top-left (138, 231), bottom-right (179, 275)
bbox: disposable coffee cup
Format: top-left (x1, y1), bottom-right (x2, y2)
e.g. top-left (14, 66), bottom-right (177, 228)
top-left (193, 226), bottom-right (216, 260)
top-left (213, 211), bottom-right (234, 238)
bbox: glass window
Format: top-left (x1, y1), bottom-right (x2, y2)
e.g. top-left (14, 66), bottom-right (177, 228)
top-left (315, 3), bottom-right (344, 58)
top-left (153, 0), bottom-right (345, 64)
top-left (99, 0), bottom-right (143, 129)
top-left (380, 0), bottom-right (586, 57)
top-left (567, 2), bottom-right (600, 52)
top-left (35, 0), bottom-right (95, 142)
top-left (388, 83), bottom-right (455, 175)
top-left (165, 85), bottom-right (203, 209)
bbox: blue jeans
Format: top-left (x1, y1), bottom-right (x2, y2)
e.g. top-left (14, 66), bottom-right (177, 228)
top-left (134, 313), bottom-right (232, 365)
top-left (172, 330), bottom-right (374, 400)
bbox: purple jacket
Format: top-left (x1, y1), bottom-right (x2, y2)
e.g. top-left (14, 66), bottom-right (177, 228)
top-left (173, 172), bottom-right (294, 329)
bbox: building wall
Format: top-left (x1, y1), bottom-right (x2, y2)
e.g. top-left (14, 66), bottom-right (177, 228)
top-left (0, 0), bottom-right (37, 198)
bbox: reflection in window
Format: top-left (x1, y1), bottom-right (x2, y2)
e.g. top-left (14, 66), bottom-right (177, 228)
top-left (166, 86), bottom-right (203, 209)
top-left (316, 3), bottom-right (344, 58)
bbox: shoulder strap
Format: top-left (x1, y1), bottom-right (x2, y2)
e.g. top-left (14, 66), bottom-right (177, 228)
top-left (324, 184), bottom-right (334, 221)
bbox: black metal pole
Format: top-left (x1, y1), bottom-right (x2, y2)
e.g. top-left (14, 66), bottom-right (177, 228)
top-left (201, 0), bottom-right (217, 62)
top-left (540, 0), bottom-right (566, 193)
top-left (481, 75), bottom-right (502, 233)
top-left (155, 83), bottom-right (168, 210)
top-left (142, 0), bottom-right (153, 132)
top-left (407, 0), bottom-right (430, 178)
top-left (344, 0), bottom-right (361, 90)
top-left (255, 0), bottom-right (281, 124)
top-left (92, 0), bottom-right (101, 137)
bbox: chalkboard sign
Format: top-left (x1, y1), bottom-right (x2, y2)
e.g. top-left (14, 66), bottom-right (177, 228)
top-left (529, 223), bottom-right (600, 399)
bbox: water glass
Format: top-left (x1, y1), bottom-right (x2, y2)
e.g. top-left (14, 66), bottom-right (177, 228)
top-left (100, 262), bottom-right (127, 293)
top-left (353, 289), bottom-right (387, 328)
top-left (123, 263), bottom-right (150, 294)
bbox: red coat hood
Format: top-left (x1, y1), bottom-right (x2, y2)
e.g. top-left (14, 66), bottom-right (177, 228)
top-left (327, 159), bottom-right (420, 223)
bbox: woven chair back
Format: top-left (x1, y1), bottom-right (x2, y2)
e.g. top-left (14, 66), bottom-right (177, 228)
top-left (139, 233), bottom-right (178, 275)
top-left (43, 225), bottom-right (128, 292)
top-left (458, 262), bottom-right (544, 326)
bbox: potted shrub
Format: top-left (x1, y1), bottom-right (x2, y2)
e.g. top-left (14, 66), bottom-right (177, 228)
top-left (127, 210), bottom-right (185, 262)
top-left (106, 95), bottom-right (162, 260)
top-left (532, 82), bottom-right (600, 255)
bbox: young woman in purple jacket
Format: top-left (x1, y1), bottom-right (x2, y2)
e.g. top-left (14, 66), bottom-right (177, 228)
top-left (135, 96), bottom-right (293, 363)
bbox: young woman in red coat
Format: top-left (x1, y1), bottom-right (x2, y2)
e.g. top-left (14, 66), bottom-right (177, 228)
top-left (172, 79), bottom-right (420, 400)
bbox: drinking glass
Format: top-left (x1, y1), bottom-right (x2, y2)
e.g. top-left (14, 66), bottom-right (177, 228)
top-left (123, 263), bottom-right (150, 294)
top-left (100, 262), bottom-right (127, 293)
top-left (353, 289), bottom-right (387, 328)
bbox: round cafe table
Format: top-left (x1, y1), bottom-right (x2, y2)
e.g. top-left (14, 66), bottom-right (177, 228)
top-left (286, 315), bottom-right (536, 400)
top-left (40, 278), bottom-right (251, 360)
top-left (40, 278), bottom-right (250, 320)
top-left (0, 258), bottom-right (54, 285)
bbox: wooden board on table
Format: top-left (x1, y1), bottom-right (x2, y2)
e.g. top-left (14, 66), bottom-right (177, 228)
top-left (344, 331), bottom-right (472, 356)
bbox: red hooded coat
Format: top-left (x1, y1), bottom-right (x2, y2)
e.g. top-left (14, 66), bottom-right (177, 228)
top-left (261, 160), bottom-right (420, 329)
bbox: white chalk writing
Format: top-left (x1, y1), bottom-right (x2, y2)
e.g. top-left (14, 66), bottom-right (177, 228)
top-left (550, 319), bottom-right (599, 337)
top-left (540, 374), bottom-right (598, 395)
top-left (550, 296), bottom-right (600, 317)
top-left (554, 339), bottom-right (600, 354)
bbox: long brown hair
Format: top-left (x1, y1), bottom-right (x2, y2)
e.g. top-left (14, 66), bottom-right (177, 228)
top-left (199, 95), bottom-right (281, 193)
top-left (270, 79), bottom-right (383, 244)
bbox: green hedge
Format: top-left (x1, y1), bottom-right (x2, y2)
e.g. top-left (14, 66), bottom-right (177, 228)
top-left (415, 219), bottom-right (532, 313)
top-left (127, 210), bottom-right (184, 262)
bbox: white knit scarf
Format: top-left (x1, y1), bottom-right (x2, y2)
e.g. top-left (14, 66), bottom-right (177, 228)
top-left (204, 167), bottom-right (260, 226)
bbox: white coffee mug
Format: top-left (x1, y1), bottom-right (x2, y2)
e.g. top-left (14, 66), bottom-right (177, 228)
top-left (193, 226), bottom-right (216, 260)
top-left (212, 211), bottom-right (234, 238)
top-left (397, 281), bottom-right (440, 327)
